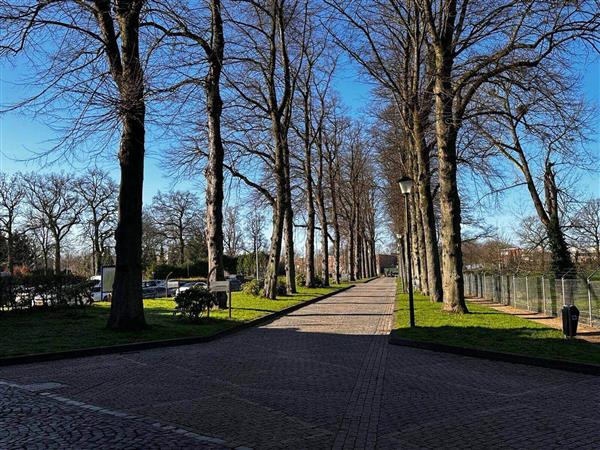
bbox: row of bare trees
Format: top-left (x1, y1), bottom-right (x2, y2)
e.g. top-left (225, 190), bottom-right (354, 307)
top-left (462, 196), bottom-right (600, 275)
top-left (329, 0), bottom-right (600, 313)
top-left (4, 0), bottom-right (596, 329)
top-left (1, 0), bottom-right (381, 330)
top-left (0, 170), bottom-right (116, 275)
top-left (0, 171), bottom-right (213, 276)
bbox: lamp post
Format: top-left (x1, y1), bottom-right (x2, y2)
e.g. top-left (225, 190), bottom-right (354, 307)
top-left (398, 176), bottom-right (415, 328)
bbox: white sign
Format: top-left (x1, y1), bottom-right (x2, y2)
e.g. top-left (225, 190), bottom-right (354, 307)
top-left (101, 266), bottom-right (116, 293)
top-left (210, 280), bottom-right (230, 293)
top-left (167, 280), bottom-right (179, 289)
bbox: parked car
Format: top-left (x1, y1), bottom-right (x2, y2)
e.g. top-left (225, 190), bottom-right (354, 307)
top-left (142, 280), bottom-right (165, 288)
top-left (91, 285), bottom-right (111, 302)
top-left (175, 281), bottom-right (207, 296)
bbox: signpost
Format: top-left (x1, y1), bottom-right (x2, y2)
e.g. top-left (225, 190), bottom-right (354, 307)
top-left (100, 265), bottom-right (116, 302)
top-left (210, 280), bottom-right (232, 318)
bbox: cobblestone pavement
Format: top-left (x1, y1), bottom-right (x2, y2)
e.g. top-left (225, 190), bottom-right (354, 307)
top-left (2, 277), bottom-right (600, 449)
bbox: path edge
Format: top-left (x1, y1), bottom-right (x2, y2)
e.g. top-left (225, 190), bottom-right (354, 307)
top-left (389, 335), bottom-right (600, 376)
top-left (0, 284), bottom-right (358, 368)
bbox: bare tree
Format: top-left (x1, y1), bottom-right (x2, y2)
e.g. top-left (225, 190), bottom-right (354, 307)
top-left (325, 0), bottom-right (443, 302)
top-left (224, 0), bottom-right (308, 298)
top-left (419, 0), bottom-right (599, 310)
top-left (23, 173), bottom-right (83, 274)
top-left (246, 210), bottom-right (267, 280)
top-left (149, 190), bottom-right (201, 264)
top-left (0, 173), bottom-right (26, 271)
top-left (75, 169), bottom-right (117, 274)
top-left (572, 198), bottom-right (600, 263)
top-left (0, 0), bottom-right (152, 329)
top-left (472, 66), bottom-right (593, 276)
top-left (151, 0), bottom-right (227, 296)
top-left (223, 206), bottom-right (244, 258)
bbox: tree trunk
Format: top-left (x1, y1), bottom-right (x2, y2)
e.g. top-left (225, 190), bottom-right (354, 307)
top-left (205, 0), bottom-right (226, 307)
top-left (305, 182), bottom-right (316, 287)
top-left (329, 164), bottom-right (341, 284)
top-left (264, 199), bottom-right (285, 299)
top-left (7, 230), bottom-right (13, 272)
top-left (436, 125), bottom-right (467, 313)
top-left (264, 128), bottom-right (287, 299)
top-left (104, 1), bottom-right (147, 330)
top-left (283, 153), bottom-right (296, 294)
top-left (544, 162), bottom-right (574, 277)
top-left (409, 196), bottom-right (422, 292)
top-left (315, 168), bottom-right (329, 286)
top-left (53, 236), bottom-right (61, 274)
top-left (416, 200), bottom-right (429, 294)
top-left (284, 206), bottom-right (296, 294)
top-left (108, 114), bottom-right (146, 330)
top-left (348, 221), bottom-right (355, 281)
top-left (414, 134), bottom-right (443, 302)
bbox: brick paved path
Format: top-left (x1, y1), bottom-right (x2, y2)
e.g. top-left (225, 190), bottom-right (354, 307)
top-left (2, 278), bottom-right (600, 449)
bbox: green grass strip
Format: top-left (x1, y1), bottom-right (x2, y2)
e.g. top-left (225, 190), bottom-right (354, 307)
top-left (392, 280), bottom-right (600, 366)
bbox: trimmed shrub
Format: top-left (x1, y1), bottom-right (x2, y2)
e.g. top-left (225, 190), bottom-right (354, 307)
top-left (276, 279), bottom-right (287, 296)
top-left (149, 256), bottom-right (239, 280)
top-left (295, 272), bottom-right (324, 288)
top-left (295, 272), bottom-right (306, 287)
top-left (313, 274), bottom-right (324, 287)
top-left (242, 279), bottom-right (263, 297)
top-left (174, 287), bottom-right (216, 322)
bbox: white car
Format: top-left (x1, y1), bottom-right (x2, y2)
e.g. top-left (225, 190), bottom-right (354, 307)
top-left (175, 281), bottom-right (207, 296)
top-left (91, 285), bottom-right (111, 302)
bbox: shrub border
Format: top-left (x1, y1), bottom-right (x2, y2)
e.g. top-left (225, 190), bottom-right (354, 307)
top-left (0, 283), bottom-right (360, 367)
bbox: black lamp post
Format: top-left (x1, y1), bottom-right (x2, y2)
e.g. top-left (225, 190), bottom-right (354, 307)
top-left (398, 176), bottom-right (415, 328)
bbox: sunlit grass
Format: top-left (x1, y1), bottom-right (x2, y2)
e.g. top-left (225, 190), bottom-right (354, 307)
top-left (0, 283), bottom-right (352, 358)
top-left (393, 280), bottom-right (600, 365)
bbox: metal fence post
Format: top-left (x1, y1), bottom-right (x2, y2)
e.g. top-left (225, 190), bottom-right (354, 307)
top-left (561, 276), bottom-right (566, 306)
top-left (588, 277), bottom-right (594, 326)
top-left (483, 273), bottom-right (486, 299)
top-left (541, 275), bottom-right (546, 315)
top-left (512, 275), bottom-right (516, 306)
top-left (525, 276), bottom-right (530, 311)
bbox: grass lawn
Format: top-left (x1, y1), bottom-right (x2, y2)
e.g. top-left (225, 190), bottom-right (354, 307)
top-left (392, 281), bottom-right (600, 366)
top-left (0, 284), bottom-right (352, 358)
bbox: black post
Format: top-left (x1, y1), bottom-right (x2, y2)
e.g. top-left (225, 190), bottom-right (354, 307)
top-left (404, 193), bottom-right (415, 327)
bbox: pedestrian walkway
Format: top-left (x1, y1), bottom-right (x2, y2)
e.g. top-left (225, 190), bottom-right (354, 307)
top-left (2, 278), bottom-right (600, 449)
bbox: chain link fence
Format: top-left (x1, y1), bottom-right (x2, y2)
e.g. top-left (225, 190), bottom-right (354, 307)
top-left (464, 271), bottom-right (600, 327)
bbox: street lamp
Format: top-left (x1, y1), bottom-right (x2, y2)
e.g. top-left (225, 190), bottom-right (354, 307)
top-left (397, 176), bottom-right (415, 328)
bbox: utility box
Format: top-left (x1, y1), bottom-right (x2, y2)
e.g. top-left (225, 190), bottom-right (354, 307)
top-left (562, 304), bottom-right (579, 338)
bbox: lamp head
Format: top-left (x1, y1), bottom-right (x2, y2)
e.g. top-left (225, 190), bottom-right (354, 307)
top-left (397, 176), bottom-right (414, 194)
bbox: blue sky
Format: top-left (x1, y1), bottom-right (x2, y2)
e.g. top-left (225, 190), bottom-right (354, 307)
top-left (1, 48), bottom-right (599, 245)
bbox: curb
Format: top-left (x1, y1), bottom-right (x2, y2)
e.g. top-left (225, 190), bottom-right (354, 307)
top-left (389, 336), bottom-right (600, 376)
top-left (0, 284), bottom-right (355, 368)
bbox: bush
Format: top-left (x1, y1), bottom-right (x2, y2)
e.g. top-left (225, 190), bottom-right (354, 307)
top-left (276, 279), bottom-right (287, 296)
top-left (313, 274), bottom-right (324, 287)
top-left (174, 287), bottom-right (216, 322)
top-left (149, 256), bottom-right (238, 280)
top-left (242, 279), bottom-right (263, 297)
top-left (295, 272), bottom-right (306, 287)
top-left (0, 274), bottom-right (95, 312)
top-left (295, 272), bottom-right (324, 288)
